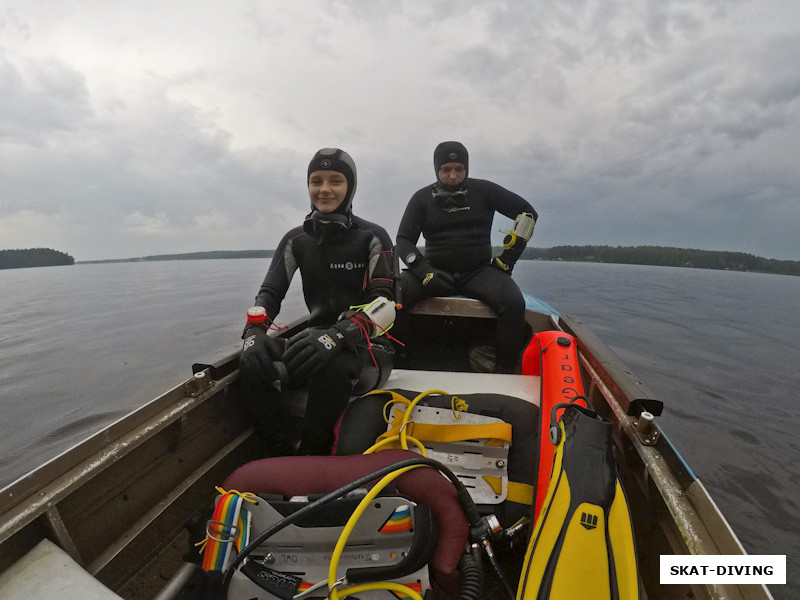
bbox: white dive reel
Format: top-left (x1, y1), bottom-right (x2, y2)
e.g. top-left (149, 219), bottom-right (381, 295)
top-left (358, 296), bottom-right (396, 337)
top-left (503, 212), bottom-right (536, 250)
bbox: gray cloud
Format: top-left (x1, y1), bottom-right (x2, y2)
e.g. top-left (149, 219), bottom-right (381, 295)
top-left (0, 56), bottom-right (93, 144)
top-left (1, 0), bottom-right (799, 261)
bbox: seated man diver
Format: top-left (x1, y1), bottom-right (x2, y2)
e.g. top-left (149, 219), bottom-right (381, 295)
top-left (239, 148), bottom-right (396, 456)
top-left (396, 141), bottom-right (537, 373)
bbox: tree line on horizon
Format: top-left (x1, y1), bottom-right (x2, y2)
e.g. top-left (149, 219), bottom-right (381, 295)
top-left (4, 245), bottom-right (798, 276)
top-left (0, 248), bottom-right (75, 270)
top-left (518, 245), bottom-right (800, 276)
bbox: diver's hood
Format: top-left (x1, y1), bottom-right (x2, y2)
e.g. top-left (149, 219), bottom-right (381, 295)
top-left (307, 148), bottom-right (357, 217)
top-left (433, 141), bottom-right (469, 193)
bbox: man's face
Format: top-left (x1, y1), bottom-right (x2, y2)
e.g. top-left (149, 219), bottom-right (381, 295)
top-left (308, 170), bottom-right (348, 213)
top-left (438, 162), bottom-right (467, 186)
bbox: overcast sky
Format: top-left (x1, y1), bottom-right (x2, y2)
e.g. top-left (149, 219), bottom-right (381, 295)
top-left (2, 0), bottom-right (799, 262)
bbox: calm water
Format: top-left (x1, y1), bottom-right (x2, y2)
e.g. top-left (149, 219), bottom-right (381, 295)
top-left (1, 259), bottom-right (797, 597)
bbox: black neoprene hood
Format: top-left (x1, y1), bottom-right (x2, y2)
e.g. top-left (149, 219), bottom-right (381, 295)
top-left (433, 141), bottom-right (469, 177)
top-left (307, 148), bottom-right (357, 216)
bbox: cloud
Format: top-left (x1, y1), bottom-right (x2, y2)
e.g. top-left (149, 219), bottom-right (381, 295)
top-left (0, 55), bottom-right (93, 144)
top-left (0, 0), bottom-right (799, 261)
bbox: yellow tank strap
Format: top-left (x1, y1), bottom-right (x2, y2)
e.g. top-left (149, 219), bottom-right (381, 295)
top-left (482, 476), bottom-right (535, 505)
top-left (376, 409), bottom-right (512, 446)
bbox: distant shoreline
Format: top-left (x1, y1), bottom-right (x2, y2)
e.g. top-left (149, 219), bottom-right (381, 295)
top-left (4, 246), bottom-right (797, 276)
top-left (77, 250), bottom-right (275, 264)
top-left (73, 246), bottom-right (800, 277)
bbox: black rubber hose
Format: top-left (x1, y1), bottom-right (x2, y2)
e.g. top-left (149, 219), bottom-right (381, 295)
top-left (457, 550), bottom-right (485, 600)
top-left (220, 456), bottom-right (480, 594)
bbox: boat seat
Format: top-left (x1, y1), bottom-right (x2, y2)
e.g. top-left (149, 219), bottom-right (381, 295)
top-left (409, 296), bottom-right (497, 318)
top-left (334, 386), bottom-right (540, 529)
top-left (0, 539), bottom-right (123, 600)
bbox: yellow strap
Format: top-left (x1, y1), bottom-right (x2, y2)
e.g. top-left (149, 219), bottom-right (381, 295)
top-left (376, 409), bottom-right (512, 446)
top-left (482, 477), bottom-right (535, 505)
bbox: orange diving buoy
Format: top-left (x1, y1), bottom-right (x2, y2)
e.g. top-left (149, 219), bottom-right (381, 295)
top-left (522, 330), bottom-right (587, 522)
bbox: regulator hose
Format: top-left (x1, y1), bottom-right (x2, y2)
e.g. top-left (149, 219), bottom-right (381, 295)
top-left (457, 548), bottom-right (485, 600)
top-left (219, 455), bottom-right (481, 595)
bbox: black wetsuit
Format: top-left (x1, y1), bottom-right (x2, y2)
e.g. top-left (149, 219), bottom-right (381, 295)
top-left (243, 215), bottom-right (395, 454)
top-left (396, 178), bottom-right (537, 370)
top-left (256, 215), bottom-right (394, 325)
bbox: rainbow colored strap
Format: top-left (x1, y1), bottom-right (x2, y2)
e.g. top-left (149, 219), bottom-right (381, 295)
top-left (202, 492), bottom-right (252, 571)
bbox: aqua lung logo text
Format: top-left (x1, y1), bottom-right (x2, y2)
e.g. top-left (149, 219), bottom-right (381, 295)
top-left (580, 512), bottom-right (598, 530)
top-left (329, 261), bottom-right (364, 270)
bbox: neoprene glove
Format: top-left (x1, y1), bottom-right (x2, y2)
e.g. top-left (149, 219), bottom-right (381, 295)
top-left (410, 261), bottom-right (456, 297)
top-left (491, 256), bottom-right (513, 274)
top-left (284, 318), bottom-right (364, 385)
top-left (240, 325), bottom-right (287, 387)
top-left (492, 234), bottom-right (529, 274)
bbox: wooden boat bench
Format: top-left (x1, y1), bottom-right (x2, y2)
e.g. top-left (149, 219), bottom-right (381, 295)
top-left (0, 539), bottom-right (122, 600)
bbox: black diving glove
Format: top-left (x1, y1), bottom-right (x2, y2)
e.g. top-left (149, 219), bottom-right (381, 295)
top-left (411, 261), bottom-right (456, 297)
top-left (284, 319), bottom-right (364, 385)
top-left (240, 325), bottom-right (287, 388)
top-left (491, 255), bottom-right (514, 273)
top-left (491, 220), bottom-right (531, 274)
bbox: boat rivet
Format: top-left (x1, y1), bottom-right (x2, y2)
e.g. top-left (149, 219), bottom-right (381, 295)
top-left (496, 460), bottom-right (506, 469)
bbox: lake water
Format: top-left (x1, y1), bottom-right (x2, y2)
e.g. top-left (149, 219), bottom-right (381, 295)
top-left (1, 259), bottom-right (797, 597)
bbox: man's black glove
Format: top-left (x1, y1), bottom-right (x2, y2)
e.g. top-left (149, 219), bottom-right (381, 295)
top-left (491, 225), bottom-right (530, 274)
top-left (240, 325), bottom-right (287, 387)
top-left (284, 319), bottom-right (364, 385)
top-left (410, 260), bottom-right (456, 297)
top-left (491, 255), bottom-right (513, 273)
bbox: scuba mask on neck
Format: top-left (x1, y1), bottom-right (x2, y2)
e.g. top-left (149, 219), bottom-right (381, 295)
top-left (303, 210), bottom-right (351, 240)
top-left (432, 184), bottom-right (469, 210)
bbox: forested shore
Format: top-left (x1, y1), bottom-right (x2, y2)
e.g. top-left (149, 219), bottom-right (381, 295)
top-left (519, 245), bottom-right (800, 276)
top-left (0, 248), bottom-right (74, 270)
top-left (6, 245), bottom-right (797, 276)
top-left (79, 250), bottom-right (275, 264)
top-left (81, 246), bottom-right (800, 276)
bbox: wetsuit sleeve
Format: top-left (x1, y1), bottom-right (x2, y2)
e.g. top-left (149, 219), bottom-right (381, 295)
top-left (396, 190), bottom-right (427, 267)
top-left (484, 181), bottom-right (538, 273)
top-left (485, 180), bottom-right (537, 222)
top-left (254, 231), bottom-right (298, 320)
top-left (363, 227), bottom-right (396, 303)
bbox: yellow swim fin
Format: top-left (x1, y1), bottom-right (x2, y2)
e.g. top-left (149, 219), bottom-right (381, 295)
top-left (517, 401), bottom-right (639, 599)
